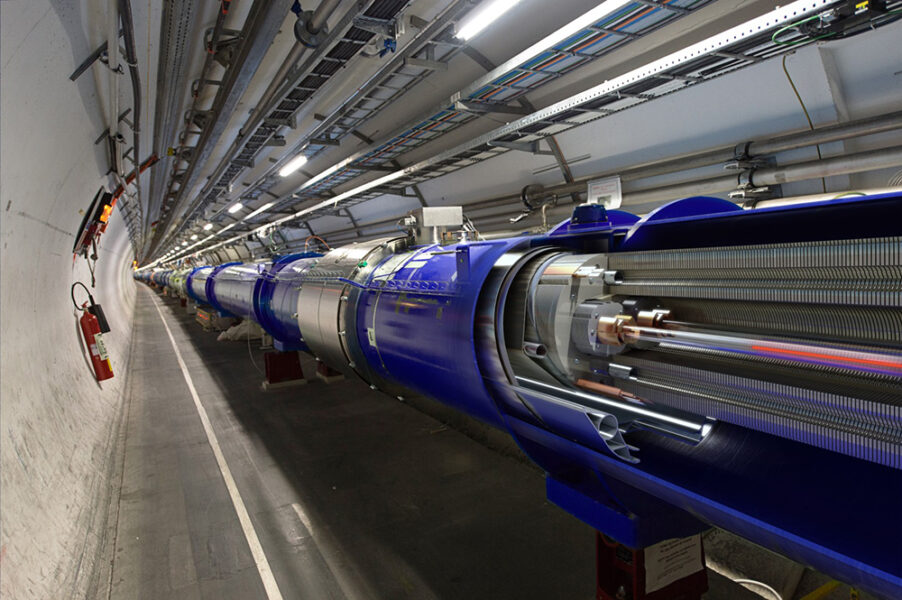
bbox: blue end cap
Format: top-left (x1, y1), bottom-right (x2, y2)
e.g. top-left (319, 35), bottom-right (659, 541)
top-left (571, 203), bottom-right (608, 225)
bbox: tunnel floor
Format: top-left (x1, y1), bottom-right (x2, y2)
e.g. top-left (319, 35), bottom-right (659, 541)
top-left (106, 286), bottom-right (596, 599)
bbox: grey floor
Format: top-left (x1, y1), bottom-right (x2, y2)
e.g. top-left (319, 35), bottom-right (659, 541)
top-left (107, 287), bottom-right (597, 599)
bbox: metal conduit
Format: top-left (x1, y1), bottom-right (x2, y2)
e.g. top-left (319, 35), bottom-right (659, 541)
top-left (236, 115), bottom-right (902, 257)
top-left (525, 110), bottom-right (902, 203)
top-left (233, 0), bottom-right (348, 153)
top-left (107, 0), bottom-right (122, 178)
top-left (212, 0), bottom-right (472, 228)
top-left (119, 0), bottom-right (142, 229)
top-left (150, 0), bottom-right (294, 254)
top-left (623, 144), bottom-right (902, 206)
top-left (280, 145), bottom-right (902, 250)
top-left (194, 0), bottom-right (369, 202)
top-left (309, 0), bottom-right (341, 32)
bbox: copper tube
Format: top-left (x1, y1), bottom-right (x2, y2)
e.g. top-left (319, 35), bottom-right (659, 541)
top-left (576, 379), bottom-right (640, 401)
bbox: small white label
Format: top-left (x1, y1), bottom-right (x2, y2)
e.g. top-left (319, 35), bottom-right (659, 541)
top-left (644, 534), bottom-right (704, 593)
top-left (587, 176), bottom-right (622, 209)
top-left (94, 333), bottom-right (109, 361)
top-left (367, 327), bottom-right (377, 348)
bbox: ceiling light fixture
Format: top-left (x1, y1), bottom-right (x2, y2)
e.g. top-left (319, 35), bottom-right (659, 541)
top-left (279, 153), bottom-right (308, 177)
top-left (190, 234), bottom-right (198, 240)
top-left (455, 0), bottom-right (522, 40)
top-left (243, 202), bottom-right (275, 221)
top-left (203, 223), bottom-right (213, 230)
top-left (228, 202), bottom-right (243, 214)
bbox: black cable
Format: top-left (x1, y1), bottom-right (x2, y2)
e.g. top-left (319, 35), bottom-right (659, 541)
top-left (71, 281), bottom-right (94, 311)
top-left (88, 238), bottom-right (99, 287)
top-left (118, 0), bottom-right (142, 216)
top-left (87, 256), bottom-right (97, 288)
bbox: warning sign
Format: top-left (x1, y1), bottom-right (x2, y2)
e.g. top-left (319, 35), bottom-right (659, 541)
top-left (644, 534), bottom-right (704, 593)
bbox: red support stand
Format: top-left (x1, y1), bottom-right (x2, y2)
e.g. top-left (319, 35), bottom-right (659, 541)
top-left (315, 360), bottom-right (344, 383)
top-left (180, 297), bottom-right (187, 307)
top-left (596, 533), bottom-right (708, 600)
top-left (262, 351), bottom-right (306, 390)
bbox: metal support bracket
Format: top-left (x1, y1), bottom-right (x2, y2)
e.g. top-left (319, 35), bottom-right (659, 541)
top-left (295, 10), bottom-right (330, 48)
top-left (487, 139), bottom-right (554, 155)
top-left (263, 114), bottom-right (297, 129)
top-left (352, 15), bottom-right (403, 39)
top-left (310, 136), bottom-right (340, 147)
top-left (407, 14), bottom-right (429, 30)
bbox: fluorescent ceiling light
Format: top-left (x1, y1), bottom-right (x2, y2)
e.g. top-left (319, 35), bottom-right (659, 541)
top-left (279, 153), bottom-right (308, 177)
top-left (190, 234), bottom-right (198, 240)
top-left (203, 223), bottom-right (213, 231)
top-left (182, 241), bottom-right (188, 246)
top-left (244, 202), bottom-right (274, 220)
top-left (228, 202), bottom-right (243, 214)
top-left (220, 223), bottom-right (236, 233)
top-left (456, 0), bottom-right (521, 40)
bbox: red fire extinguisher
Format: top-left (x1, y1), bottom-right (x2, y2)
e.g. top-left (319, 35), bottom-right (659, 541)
top-left (80, 304), bottom-right (114, 381)
top-left (73, 282), bottom-right (114, 382)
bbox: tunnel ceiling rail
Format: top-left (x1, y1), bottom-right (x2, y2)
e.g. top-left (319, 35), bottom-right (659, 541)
top-left (157, 0), bottom-right (415, 254)
top-left (147, 0), bottom-right (295, 259)
top-left (153, 0), bottom-right (902, 266)
top-left (283, 0), bottom-right (713, 211)
top-left (155, 0), bottom-right (715, 262)
top-left (204, 0), bottom-right (712, 231)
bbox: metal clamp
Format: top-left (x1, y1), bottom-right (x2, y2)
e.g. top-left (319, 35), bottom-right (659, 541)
top-left (295, 10), bottom-right (330, 48)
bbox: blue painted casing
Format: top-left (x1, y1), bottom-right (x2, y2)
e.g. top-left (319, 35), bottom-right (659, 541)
top-left (350, 193), bottom-right (902, 598)
top-left (204, 262), bottom-right (241, 315)
top-left (355, 241), bottom-right (527, 427)
top-left (210, 262), bottom-right (271, 319)
top-left (253, 252), bottom-right (321, 349)
top-left (186, 266), bottom-right (213, 304)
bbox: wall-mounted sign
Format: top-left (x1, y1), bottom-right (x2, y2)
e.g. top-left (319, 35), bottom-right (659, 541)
top-left (586, 176), bottom-right (622, 209)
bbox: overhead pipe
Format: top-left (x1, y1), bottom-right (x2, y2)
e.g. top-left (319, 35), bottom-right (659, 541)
top-left (482, 145), bottom-right (902, 230)
top-left (107, 0), bottom-right (122, 178)
top-left (522, 110), bottom-right (902, 205)
top-left (192, 0), bottom-right (362, 205)
top-left (144, 0), bottom-right (226, 252)
top-left (621, 144), bottom-right (902, 207)
top-left (220, 112), bottom-right (902, 257)
top-left (308, 0), bottom-right (341, 33)
top-left (233, 0), bottom-right (474, 220)
top-left (273, 146), bottom-right (902, 251)
top-left (213, 0), bottom-right (344, 167)
top-left (149, 0), bottom-right (295, 255)
top-left (118, 0), bottom-right (142, 226)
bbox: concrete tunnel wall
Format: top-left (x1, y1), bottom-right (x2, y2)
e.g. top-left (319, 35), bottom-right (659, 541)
top-left (1, 4), bottom-right (137, 598)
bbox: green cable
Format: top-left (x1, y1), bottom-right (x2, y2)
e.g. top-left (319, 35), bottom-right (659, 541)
top-left (772, 14), bottom-right (839, 46)
top-left (772, 8), bottom-right (902, 46)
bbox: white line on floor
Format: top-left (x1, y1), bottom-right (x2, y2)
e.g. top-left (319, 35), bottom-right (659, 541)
top-left (150, 294), bottom-right (284, 600)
